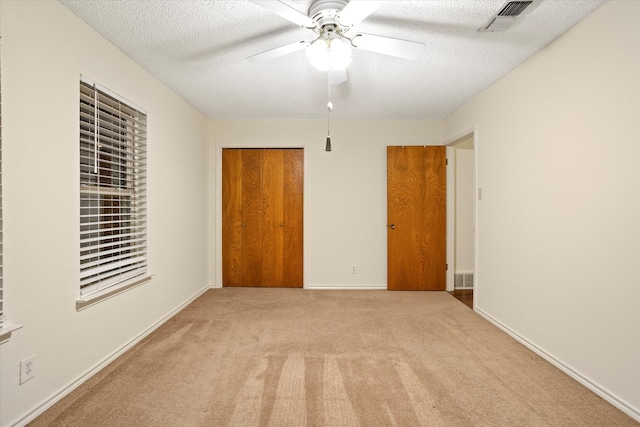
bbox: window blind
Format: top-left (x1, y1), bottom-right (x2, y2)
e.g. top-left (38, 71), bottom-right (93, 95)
top-left (79, 78), bottom-right (147, 296)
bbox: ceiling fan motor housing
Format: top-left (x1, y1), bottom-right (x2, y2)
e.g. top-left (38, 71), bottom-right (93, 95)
top-left (309, 0), bottom-right (348, 30)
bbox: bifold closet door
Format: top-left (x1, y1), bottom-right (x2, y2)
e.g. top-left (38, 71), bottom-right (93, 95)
top-left (240, 149), bottom-right (264, 286)
top-left (222, 148), bottom-right (303, 288)
top-left (282, 149), bottom-right (304, 287)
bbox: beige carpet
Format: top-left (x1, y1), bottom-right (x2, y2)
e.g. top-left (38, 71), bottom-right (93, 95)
top-left (30, 288), bottom-right (635, 426)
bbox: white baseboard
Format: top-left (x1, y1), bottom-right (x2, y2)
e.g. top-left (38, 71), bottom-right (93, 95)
top-left (305, 284), bottom-right (387, 290)
top-left (11, 285), bottom-right (211, 427)
top-left (208, 284), bottom-right (386, 290)
top-left (475, 307), bottom-right (640, 423)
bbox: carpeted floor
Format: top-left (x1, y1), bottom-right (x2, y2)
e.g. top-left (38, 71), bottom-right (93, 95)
top-left (30, 288), bottom-right (635, 426)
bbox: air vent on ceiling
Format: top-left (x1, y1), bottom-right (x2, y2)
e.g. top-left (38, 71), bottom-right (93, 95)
top-left (478, 0), bottom-right (542, 32)
top-left (498, 1), bottom-right (533, 17)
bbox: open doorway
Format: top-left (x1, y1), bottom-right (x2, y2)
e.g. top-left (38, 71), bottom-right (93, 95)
top-left (446, 134), bottom-right (475, 308)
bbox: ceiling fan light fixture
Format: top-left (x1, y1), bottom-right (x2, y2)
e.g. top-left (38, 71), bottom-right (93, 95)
top-left (306, 37), bottom-right (352, 71)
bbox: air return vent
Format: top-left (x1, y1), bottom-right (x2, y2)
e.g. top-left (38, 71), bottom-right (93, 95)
top-left (478, 0), bottom-right (542, 32)
top-left (454, 272), bottom-right (474, 289)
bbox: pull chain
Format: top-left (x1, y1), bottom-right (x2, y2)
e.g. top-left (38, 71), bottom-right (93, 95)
top-left (326, 71), bottom-right (333, 151)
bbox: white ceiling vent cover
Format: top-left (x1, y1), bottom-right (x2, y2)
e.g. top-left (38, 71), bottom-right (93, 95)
top-left (479, 0), bottom-right (543, 32)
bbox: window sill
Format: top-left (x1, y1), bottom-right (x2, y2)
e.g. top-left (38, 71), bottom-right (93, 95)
top-left (0, 323), bottom-right (24, 345)
top-left (76, 273), bottom-right (154, 311)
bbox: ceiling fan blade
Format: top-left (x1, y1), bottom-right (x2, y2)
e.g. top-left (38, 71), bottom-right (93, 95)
top-left (251, 1), bottom-right (317, 28)
top-left (351, 33), bottom-right (425, 60)
top-left (248, 40), bottom-right (311, 63)
top-left (330, 68), bottom-right (347, 85)
top-left (337, 1), bottom-right (383, 27)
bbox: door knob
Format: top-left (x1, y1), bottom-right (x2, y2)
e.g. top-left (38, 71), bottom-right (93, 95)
top-left (242, 223), bottom-right (246, 227)
top-left (279, 223), bottom-right (284, 227)
top-left (389, 224), bottom-right (396, 229)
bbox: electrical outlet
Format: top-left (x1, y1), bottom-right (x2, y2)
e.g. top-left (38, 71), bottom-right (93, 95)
top-left (20, 354), bottom-right (35, 385)
top-left (351, 264), bottom-right (357, 274)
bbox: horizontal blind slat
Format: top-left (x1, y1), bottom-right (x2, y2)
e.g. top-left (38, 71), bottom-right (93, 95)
top-left (80, 237), bottom-right (146, 255)
top-left (80, 255), bottom-right (146, 280)
top-left (80, 230), bottom-right (146, 245)
top-left (81, 263), bottom-right (148, 288)
top-left (80, 247), bottom-right (147, 269)
top-left (81, 264), bottom-right (147, 289)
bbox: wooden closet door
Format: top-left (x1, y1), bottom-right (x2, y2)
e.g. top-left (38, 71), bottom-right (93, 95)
top-left (282, 149), bottom-right (304, 287)
top-left (222, 148), bottom-right (303, 288)
top-left (241, 149), bottom-right (264, 286)
top-left (222, 149), bottom-right (243, 287)
top-left (262, 149), bottom-right (285, 286)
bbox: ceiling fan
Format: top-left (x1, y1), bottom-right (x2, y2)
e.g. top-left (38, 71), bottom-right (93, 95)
top-left (248, 0), bottom-right (426, 84)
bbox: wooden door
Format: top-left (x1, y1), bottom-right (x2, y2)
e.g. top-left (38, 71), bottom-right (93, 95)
top-left (387, 146), bottom-right (446, 290)
top-left (222, 148), bottom-right (244, 287)
top-left (240, 149), bottom-right (264, 286)
top-left (222, 148), bottom-right (303, 288)
top-left (281, 149), bottom-right (304, 287)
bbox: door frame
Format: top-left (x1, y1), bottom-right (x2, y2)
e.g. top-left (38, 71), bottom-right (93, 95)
top-left (444, 127), bottom-right (478, 302)
top-left (214, 142), bottom-right (309, 289)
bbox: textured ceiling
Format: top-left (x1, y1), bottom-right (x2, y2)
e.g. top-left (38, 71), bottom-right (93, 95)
top-left (59, 0), bottom-right (606, 120)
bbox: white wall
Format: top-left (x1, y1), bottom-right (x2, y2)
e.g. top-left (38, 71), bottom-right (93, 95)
top-left (210, 119), bottom-right (442, 289)
top-left (454, 142), bottom-right (475, 274)
top-left (3, 0), bottom-right (637, 424)
top-left (0, 2), bottom-right (210, 426)
top-left (444, 0), bottom-right (640, 419)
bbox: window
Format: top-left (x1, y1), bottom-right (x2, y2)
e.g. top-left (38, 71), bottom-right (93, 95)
top-left (79, 77), bottom-right (147, 297)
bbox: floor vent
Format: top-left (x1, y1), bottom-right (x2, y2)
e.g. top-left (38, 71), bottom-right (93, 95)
top-left (455, 272), bottom-right (474, 289)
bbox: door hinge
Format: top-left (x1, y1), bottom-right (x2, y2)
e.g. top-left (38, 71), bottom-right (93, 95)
top-left (446, 264), bottom-right (448, 270)
top-left (446, 159), bottom-right (448, 165)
